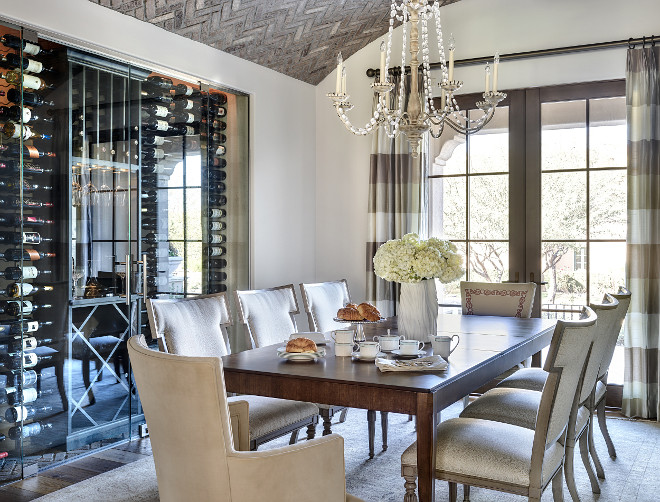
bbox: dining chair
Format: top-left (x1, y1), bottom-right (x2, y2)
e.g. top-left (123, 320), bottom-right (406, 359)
top-left (460, 281), bottom-right (537, 318)
top-left (146, 292), bottom-right (319, 451)
top-left (497, 287), bottom-right (631, 470)
top-left (127, 334), bottom-right (363, 502)
top-left (300, 279), bottom-right (387, 459)
top-left (459, 298), bottom-right (619, 501)
top-left (400, 306), bottom-right (597, 502)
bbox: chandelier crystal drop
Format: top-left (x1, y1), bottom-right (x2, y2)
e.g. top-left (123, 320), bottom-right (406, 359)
top-left (327, 0), bottom-right (506, 158)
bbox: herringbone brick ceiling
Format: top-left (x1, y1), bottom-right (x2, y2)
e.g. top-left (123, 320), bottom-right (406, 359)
top-left (89, 0), bottom-right (459, 85)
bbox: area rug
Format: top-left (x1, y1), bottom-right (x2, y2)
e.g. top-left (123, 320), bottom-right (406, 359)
top-left (33, 402), bottom-right (660, 501)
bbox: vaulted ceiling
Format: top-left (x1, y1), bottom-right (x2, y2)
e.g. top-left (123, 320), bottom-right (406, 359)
top-left (89, 0), bottom-right (459, 85)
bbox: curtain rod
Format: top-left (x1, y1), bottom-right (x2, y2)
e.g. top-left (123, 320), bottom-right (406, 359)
top-left (366, 34), bottom-right (659, 77)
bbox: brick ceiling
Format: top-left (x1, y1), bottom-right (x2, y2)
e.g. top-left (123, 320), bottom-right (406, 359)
top-left (89, 0), bottom-right (459, 85)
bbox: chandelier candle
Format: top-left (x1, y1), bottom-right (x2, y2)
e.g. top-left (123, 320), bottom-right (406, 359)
top-left (335, 52), bottom-right (343, 94)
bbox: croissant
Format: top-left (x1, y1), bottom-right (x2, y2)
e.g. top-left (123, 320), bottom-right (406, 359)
top-left (286, 337), bottom-right (318, 353)
top-left (357, 302), bottom-right (381, 322)
top-left (337, 306), bottom-right (363, 321)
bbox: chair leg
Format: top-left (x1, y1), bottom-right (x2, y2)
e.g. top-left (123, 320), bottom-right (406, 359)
top-left (289, 428), bottom-right (300, 445)
top-left (449, 482), bottom-right (458, 502)
top-left (96, 359), bottom-right (103, 381)
top-left (306, 423), bottom-right (316, 440)
top-left (338, 408), bottom-right (348, 423)
top-left (113, 357), bottom-right (122, 383)
top-left (380, 411), bottom-right (388, 451)
top-left (322, 413), bottom-right (333, 436)
top-left (462, 395), bottom-right (470, 409)
top-left (408, 414), bottom-right (413, 421)
top-left (82, 356), bottom-right (96, 406)
top-left (579, 431), bottom-right (601, 494)
top-left (402, 470), bottom-right (418, 502)
top-left (564, 443), bottom-right (581, 502)
top-left (587, 417), bottom-right (605, 480)
top-left (463, 484), bottom-right (470, 502)
top-left (55, 360), bottom-right (67, 411)
top-left (367, 409), bottom-right (376, 459)
top-left (551, 468), bottom-right (564, 502)
top-left (596, 399), bottom-right (617, 459)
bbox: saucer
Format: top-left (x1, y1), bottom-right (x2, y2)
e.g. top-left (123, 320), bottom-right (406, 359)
top-left (351, 351), bottom-right (386, 362)
top-left (277, 346), bottom-right (326, 362)
top-left (391, 349), bottom-right (426, 359)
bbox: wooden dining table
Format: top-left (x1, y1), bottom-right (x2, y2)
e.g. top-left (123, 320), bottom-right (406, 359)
top-left (221, 314), bottom-right (556, 502)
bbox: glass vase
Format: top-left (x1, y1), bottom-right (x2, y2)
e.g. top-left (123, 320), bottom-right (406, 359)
top-left (398, 279), bottom-right (438, 342)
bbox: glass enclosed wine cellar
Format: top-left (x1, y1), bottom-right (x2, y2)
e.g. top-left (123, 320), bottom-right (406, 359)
top-left (0, 23), bottom-right (249, 482)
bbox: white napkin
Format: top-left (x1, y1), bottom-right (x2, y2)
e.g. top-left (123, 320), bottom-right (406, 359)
top-left (289, 332), bottom-right (328, 345)
top-left (375, 355), bottom-right (448, 372)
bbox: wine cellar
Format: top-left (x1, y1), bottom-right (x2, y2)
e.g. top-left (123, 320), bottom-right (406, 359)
top-left (0, 24), bottom-right (249, 482)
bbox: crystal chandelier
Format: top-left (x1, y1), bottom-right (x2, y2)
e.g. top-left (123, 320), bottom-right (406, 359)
top-left (327, 0), bottom-right (506, 158)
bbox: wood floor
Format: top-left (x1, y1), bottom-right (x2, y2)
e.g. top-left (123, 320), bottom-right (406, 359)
top-left (0, 438), bottom-right (152, 502)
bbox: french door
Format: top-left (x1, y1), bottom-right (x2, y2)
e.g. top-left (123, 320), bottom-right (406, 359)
top-left (430, 80), bottom-right (627, 324)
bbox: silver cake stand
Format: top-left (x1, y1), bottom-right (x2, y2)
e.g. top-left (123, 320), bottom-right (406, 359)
top-left (333, 317), bottom-right (387, 343)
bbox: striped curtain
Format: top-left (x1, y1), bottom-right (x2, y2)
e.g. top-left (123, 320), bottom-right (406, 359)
top-left (623, 46), bottom-right (660, 420)
top-left (365, 74), bottom-right (428, 317)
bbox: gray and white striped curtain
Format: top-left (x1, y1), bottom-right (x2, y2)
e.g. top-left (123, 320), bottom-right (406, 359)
top-left (365, 74), bottom-right (428, 317)
top-left (623, 46), bottom-right (660, 420)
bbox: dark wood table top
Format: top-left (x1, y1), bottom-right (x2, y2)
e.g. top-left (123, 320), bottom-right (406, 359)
top-left (222, 315), bottom-right (556, 410)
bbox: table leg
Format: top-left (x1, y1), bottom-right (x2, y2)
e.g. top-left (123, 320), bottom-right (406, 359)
top-left (416, 393), bottom-right (437, 502)
top-left (367, 410), bottom-right (376, 459)
top-left (532, 350), bottom-right (542, 367)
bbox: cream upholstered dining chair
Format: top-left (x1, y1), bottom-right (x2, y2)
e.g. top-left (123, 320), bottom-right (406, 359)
top-left (146, 292), bottom-right (319, 451)
top-left (128, 335), bottom-right (363, 502)
top-left (459, 298), bottom-right (619, 501)
top-left (496, 287), bottom-right (630, 472)
top-left (460, 281), bottom-right (537, 318)
top-left (300, 280), bottom-right (388, 459)
top-left (400, 306), bottom-right (597, 502)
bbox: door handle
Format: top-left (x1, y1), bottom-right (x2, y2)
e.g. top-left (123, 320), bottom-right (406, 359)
top-left (136, 254), bottom-right (148, 302)
top-left (502, 271), bottom-right (520, 283)
top-left (124, 254), bottom-right (132, 306)
top-left (529, 272), bottom-right (548, 286)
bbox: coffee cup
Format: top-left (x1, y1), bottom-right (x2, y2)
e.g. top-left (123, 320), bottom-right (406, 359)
top-left (357, 341), bottom-right (380, 359)
top-left (335, 342), bottom-right (355, 357)
top-left (373, 334), bottom-right (403, 352)
top-left (399, 339), bottom-right (424, 355)
top-left (332, 329), bottom-right (355, 344)
top-left (431, 334), bottom-right (460, 360)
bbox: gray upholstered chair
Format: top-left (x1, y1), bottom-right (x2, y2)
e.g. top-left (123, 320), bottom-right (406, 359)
top-left (400, 306), bottom-right (597, 502)
top-left (497, 287), bottom-right (630, 473)
top-left (460, 298), bottom-right (619, 500)
top-left (146, 292), bottom-right (319, 451)
top-left (300, 280), bottom-right (387, 459)
top-left (128, 334), bottom-right (363, 502)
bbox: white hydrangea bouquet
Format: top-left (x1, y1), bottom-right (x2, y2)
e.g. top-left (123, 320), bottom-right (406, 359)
top-left (373, 233), bottom-right (464, 284)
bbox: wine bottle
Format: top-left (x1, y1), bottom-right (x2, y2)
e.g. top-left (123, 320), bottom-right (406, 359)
top-left (142, 147), bottom-right (166, 161)
top-left (140, 90), bottom-right (173, 104)
top-left (0, 214), bottom-right (53, 227)
top-left (168, 111), bottom-right (196, 124)
top-left (0, 320), bottom-right (52, 336)
top-left (142, 135), bottom-right (167, 146)
top-left (1, 352), bottom-right (53, 370)
top-left (0, 160), bottom-right (53, 175)
top-left (144, 247), bottom-right (169, 258)
top-left (201, 118), bottom-right (227, 131)
top-left (2, 249), bottom-right (55, 262)
top-left (208, 246), bottom-right (226, 256)
top-left (141, 103), bottom-right (171, 118)
top-left (172, 99), bottom-right (195, 112)
top-left (2, 121), bottom-right (52, 141)
top-left (210, 182), bottom-right (226, 193)
top-left (3, 336), bottom-right (54, 353)
top-left (0, 34), bottom-right (48, 56)
top-left (209, 234), bottom-right (225, 244)
top-left (0, 232), bottom-right (52, 245)
top-left (214, 145), bottom-right (226, 156)
top-left (5, 283), bottom-right (53, 297)
top-left (209, 195), bottom-right (227, 206)
top-left (209, 258), bottom-right (228, 269)
top-left (212, 157), bottom-right (227, 168)
top-left (19, 180), bottom-right (53, 192)
top-left (7, 421), bottom-right (53, 440)
top-left (145, 75), bottom-right (173, 90)
top-left (209, 208), bottom-right (226, 218)
top-left (209, 271), bottom-right (227, 282)
top-left (2, 71), bottom-right (53, 91)
top-left (169, 124), bottom-right (196, 136)
top-left (208, 170), bottom-right (226, 182)
top-left (7, 88), bottom-right (54, 107)
top-left (0, 199), bottom-right (54, 210)
top-left (215, 106), bottom-right (227, 117)
top-left (209, 221), bottom-right (226, 231)
top-left (4, 369), bottom-right (38, 388)
top-left (0, 54), bottom-right (53, 74)
top-left (209, 284), bottom-right (228, 293)
top-left (0, 300), bottom-right (53, 316)
top-left (0, 105), bottom-right (50, 123)
top-left (141, 163), bottom-right (168, 175)
top-left (5, 405), bottom-right (53, 423)
top-left (1, 266), bottom-right (51, 280)
top-left (143, 233), bottom-right (163, 243)
top-left (142, 118), bottom-right (171, 133)
top-left (173, 83), bottom-right (195, 96)
top-left (0, 144), bottom-right (56, 159)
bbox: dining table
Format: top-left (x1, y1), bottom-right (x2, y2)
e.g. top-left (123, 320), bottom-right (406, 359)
top-left (221, 314), bottom-right (556, 502)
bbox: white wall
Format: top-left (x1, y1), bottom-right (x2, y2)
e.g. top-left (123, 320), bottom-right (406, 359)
top-left (315, 0), bottom-right (660, 303)
top-left (0, 0), bottom-right (318, 302)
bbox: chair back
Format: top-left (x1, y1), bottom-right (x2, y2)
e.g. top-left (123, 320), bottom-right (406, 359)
top-left (299, 279), bottom-right (351, 333)
top-left (580, 294), bottom-right (619, 403)
top-left (146, 293), bottom-right (232, 357)
top-left (598, 286), bottom-right (631, 380)
top-left (235, 284), bottom-right (299, 348)
top-left (127, 335), bottom-right (235, 502)
top-left (529, 306), bottom-right (597, 483)
top-left (460, 281), bottom-right (536, 318)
